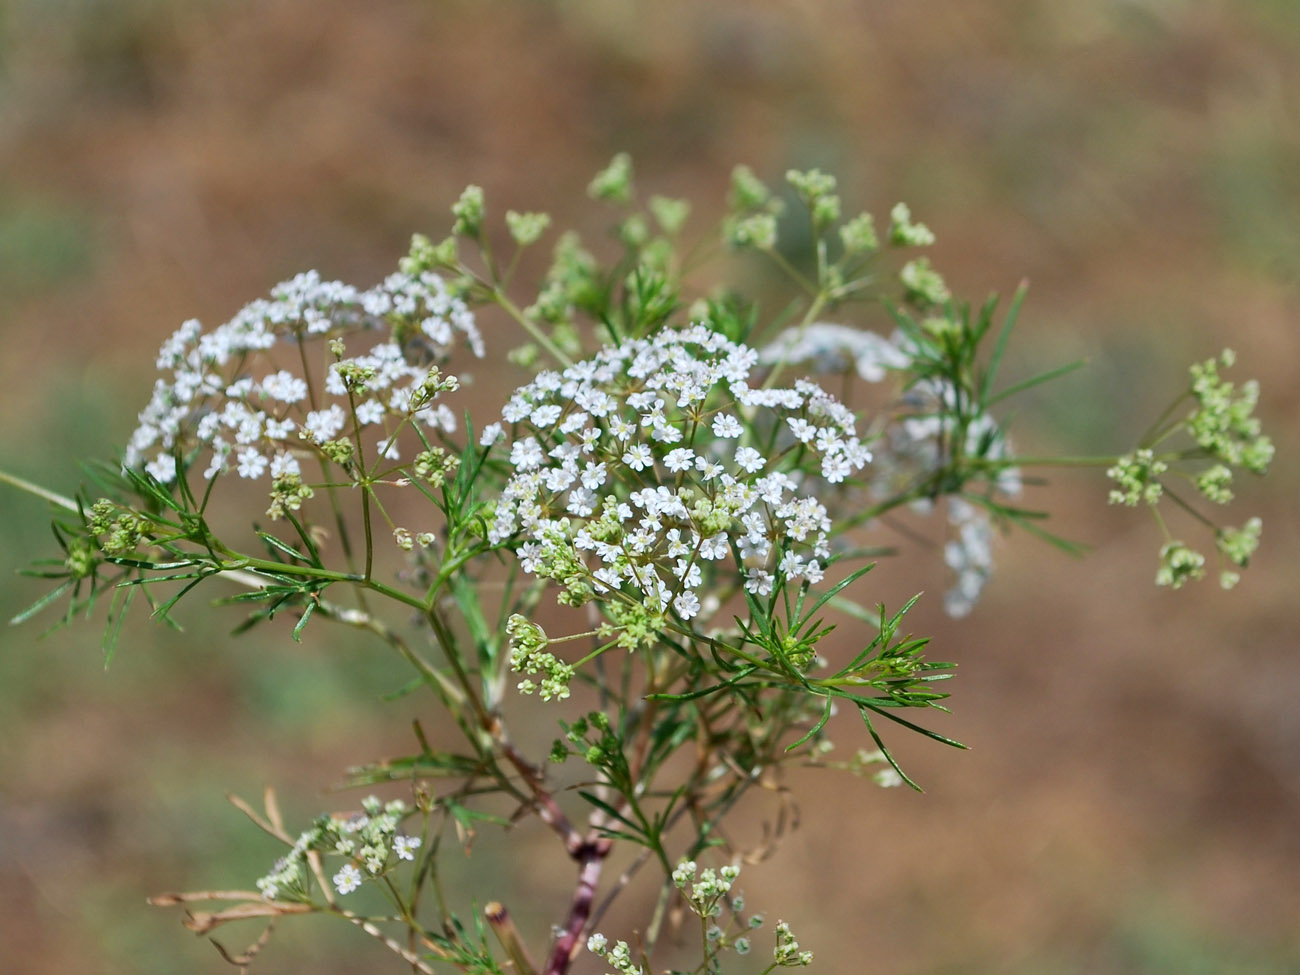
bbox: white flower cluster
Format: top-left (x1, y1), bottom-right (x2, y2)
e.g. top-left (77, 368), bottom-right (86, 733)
top-left (672, 858), bottom-right (740, 912)
top-left (585, 933), bottom-right (645, 975)
top-left (759, 321), bottom-right (909, 382)
top-left (487, 325), bottom-right (872, 620)
top-left (773, 920), bottom-right (814, 967)
top-left (762, 322), bottom-right (1020, 618)
top-left (942, 498), bottom-right (995, 618)
top-left (125, 269), bottom-right (481, 485)
top-left (254, 795), bottom-right (421, 901)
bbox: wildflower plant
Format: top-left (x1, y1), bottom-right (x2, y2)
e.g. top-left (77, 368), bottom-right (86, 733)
top-left (3, 157), bottom-right (1272, 974)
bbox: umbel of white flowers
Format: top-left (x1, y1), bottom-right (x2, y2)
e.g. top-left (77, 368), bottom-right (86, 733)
top-left (125, 269), bottom-right (481, 487)
top-left (487, 324), bottom-right (868, 630)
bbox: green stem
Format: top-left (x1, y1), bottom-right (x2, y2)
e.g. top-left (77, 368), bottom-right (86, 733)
top-left (1162, 486), bottom-right (1218, 532)
top-left (970, 455), bottom-right (1117, 468)
top-left (0, 468), bottom-right (77, 511)
top-left (490, 285), bottom-right (573, 367)
top-left (299, 336), bottom-right (360, 576)
top-left (761, 290), bottom-right (828, 391)
top-left (1137, 392), bottom-right (1191, 449)
top-left (764, 247), bottom-right (819, 297)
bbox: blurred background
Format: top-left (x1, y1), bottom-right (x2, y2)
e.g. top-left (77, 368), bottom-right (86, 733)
top-left (1, 1), bottom-right (1297, 972)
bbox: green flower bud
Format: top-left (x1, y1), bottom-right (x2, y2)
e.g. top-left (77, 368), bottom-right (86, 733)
top-left (728, 213), bottom-right (778, 251)
top-left (1156, 541), bottom-right (1206, 589)
top-left (588, 152), bottom-right (634, 204)
top-left (505, 210), bottom-right (551, 247)
top-left (839, 212), bottom-right (879, 254)
top-left (729, 165), bottom-right (771, 212)
top-left (889, 202), bottom-right (936, 247)
top-left (649, 195), bottom-right (690, 235)
top-left (452, 184), bottom-right (485, 237)
top-left (900, 258), bottom-right (949, 305)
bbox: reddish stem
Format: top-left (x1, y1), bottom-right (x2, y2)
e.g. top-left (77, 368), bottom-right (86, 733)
top-left (544, 834), bottom-right (613, 975)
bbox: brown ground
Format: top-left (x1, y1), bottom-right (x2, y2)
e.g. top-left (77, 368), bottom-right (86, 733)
top-left (1, 2), bottom-right (1297, 973)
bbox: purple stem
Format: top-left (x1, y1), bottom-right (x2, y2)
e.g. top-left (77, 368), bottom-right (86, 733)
top-left (544, 834), bottom-right (613, 975)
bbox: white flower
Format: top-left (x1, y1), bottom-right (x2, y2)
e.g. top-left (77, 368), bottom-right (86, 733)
top-left (270, 452), bottom-right (300, 477)
top-left (237, 448), bottom-right (268, 479)
top-left (734, 446), bottom-right (765, 473)
top-left (479, 422), bottom-right (504, 446)
top-left (303, 405), bottom-right (346, 442)
top-left (699, 532), bottom-right (729, 560)
top-left (664, 448), bottom-right (696, 472)
top-left (673, 590), bottom-right (701, 619)
top-left (145, 452), bottom-right (177, 483)
top-left (580, 462), bottom-right (607, 490)
top-left (712, 414), bottom-right (743, 438)
top-left (744, 568), bottom-right (774, 596)
top-left (942, 498), bottom-right (995, 618)
top-left (531, 404), bottom-right (562, 427)
top-left (510, 437), bottom-right (544, 470)
top-left (333, 863), bottom-right (363, 895)
top-left (261, 370), bottom-right (309, 403)
top-left (873, 767), bottom-right (904, 788)
top-left (393, 835), bottom-right (421, 861)
top-left (623, 444), bottom-right (653, 471)
top-left (355, 400), bottom-right (385, 425)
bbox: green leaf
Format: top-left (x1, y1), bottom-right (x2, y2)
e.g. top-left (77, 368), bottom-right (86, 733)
top-left (382, 675), bottom-right (426, 702)
top-left (796, 563), bottom-right (875, 629)
top-left (855, 696), bottom-right (965, 749)
top-left (977, 282), bottom-right (1028, 406)
top-left (342, 751), bottom-right (483, 787)
top-left (986, 358), bottom-right (1087, 407)
top-left (292, 599), bottom-right (316, 642)
top-left (101, 583), bottom-right (137, 668)
top-left (786, 696), bottom-right (834, 752)
top-left (576, 790), bottom-right (645, 838)
top-left (148, 572), bottom-right (213, 625)
top-left (257, 529), bottom-right (319, 567)
top-left (858, 709), bottom-right (923, 792)
top-left (645, 665), bottom-right (761, 702)
top-left (9, 580), bottom-right (72, 625)
top-left (103, 557), bottom-right (202, 571)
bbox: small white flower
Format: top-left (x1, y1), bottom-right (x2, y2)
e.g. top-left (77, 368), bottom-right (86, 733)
top-left (744, 568), bottom-right (774, 596)
top-left (237, 447), bottom-right (268, 479)
top-left (269, 451), bottom-right (300, 478)
top-left (873, 768), bottom-right (904, 788)
top-left (735, 446), bottom-right (765, 473)
top-left (711, 414), bottom-right (743, 438)
top-left (303, 405), bottom-right (346, 442)
top-left (479, 422), bottom-right (504, 446)
top-left (673, 590), bottom-right (701, 619)
top-left (623, 444), bottom-right (653, 471)
top-left (664, 448), bottom-right (696, 472)
top-left (260, 370), bottom-right (309, 403)
top-left (145, 452), bottom-right (177, 483)
top-left (531, 404), bottom-right (562, 427)
top-left (581, 462), bottom-right (607, 490)
top-left (510, 437), bottom-right (544, 470)
top-left (355, 399), bottom-right (385, 425)
top-left (393, 835), bottom-right (421, 861)
top-left (333, 863), bottom-right (363, 895)
top-left (699, 533), bottom-right (729, 560)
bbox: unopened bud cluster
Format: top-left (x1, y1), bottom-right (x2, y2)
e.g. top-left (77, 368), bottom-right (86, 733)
top-left (506, 614), bottom-right (575, 701)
